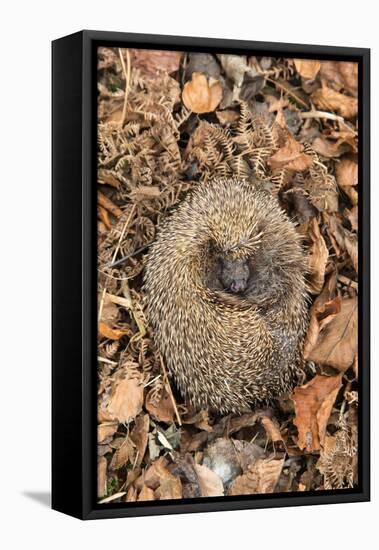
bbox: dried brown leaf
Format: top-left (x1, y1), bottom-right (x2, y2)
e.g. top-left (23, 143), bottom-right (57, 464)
top-left (138, 485), bottom-right (155, 501)
top-left (216, 109), bottom-right (240, 125)
top-left (194, 464), bottom-right (224, 497)
top-left (319, 61), bottom-right (358, 97)
top-left (292, 374), bottom-right (342, 452)
top-left (311, 86), bottom-right (358, 119)
top-left (260, 415), bottom-right (284, 444)
top-left (228, 457), bottom-right (285, 495)
top-left (145, 459), bottom-right (182, 500)
top-left (312, 131), bottom-right (357, 158)
top-left (98, 422), bottom-right (118, 443)
top-left (294, 59), bottom-right (321, 80)
top-left (130, 49), bottom-right (182, 77)
top-left (346, 206), bottom-right (358, 232)
top-left (98, 322), bottom-right (129, 341)
top-left (182, 72), bottom-right (222, 114)
top-left (110, 439), bottom-right (133, 470)
top-left (268, 131), bottom-right (313, 171)
top-left (336, 158), bottom-right (358, 188)
top-left (306, 297), bottom-right (358, 372)
top-left (307, 218), bottom-right (329, 294)
top-left (130, 414), bottom-right (150, 467)
top-left (145, 385), bottom-right (175, 424)
top-left (107, 375), bottom-right (144, 423)
top-left (304, 296), bottom-right (342, 359)
top-left (325, 214), bottom-right (358, 272)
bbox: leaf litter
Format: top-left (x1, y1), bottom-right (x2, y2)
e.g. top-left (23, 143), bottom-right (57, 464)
top-left (96, 48), bottom-right (359, 502)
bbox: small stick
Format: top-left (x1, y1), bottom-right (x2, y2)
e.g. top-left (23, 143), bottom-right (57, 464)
top-left (104, 243), bottom-right (151, 269)
top-left (159, 355), bottom-right (182, 426)
top-left (266, 77), bottom-right (309, 109)
top-left (337, 274), bottom-right (358, 289)
top-left (300, 110), bottom-right (344, 123)
top-left (300, 109), bottom-right (357, 135)
top-left (118, 48), bottom-right (131, 128)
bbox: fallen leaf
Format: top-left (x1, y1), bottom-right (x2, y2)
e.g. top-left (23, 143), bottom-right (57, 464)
top-left (107, 375), bottom-right (144, 423)
top-left (294, 59), bottom-right (321, 80)
top-left (228, 457), bottom-right (285, 495)
top-left (98, 322), bottom-right (129, 340)
top-left (145, 385), bottom-right (175, 423)
top-left (311, 86), bottom-right (358, 119)
top-left (194, 464), bottom-right (224, 497)
top-left (304, 296), bottom-right (342, 359)
top-left (130, 414), bottom-right (150, 467)
top-left (319, 61), bottom-right (358, 97)
top-left (292, 374), bottom-right (343, 452)
top-left (98, 422), bottom-right (118, 443)
top-left (110, 439), bottom-right (134, 470)
top-left (125, 487), bottom-right (137, 502)
top-left (228, 412), bottom-right (258, 435)
top-left (325, 214), bottom-right (358, 272)
top-left (232, 439), bottom-right (265, 471)
top-left (312, 130), bottom-right (357, 158)
top-left (216, 109), bottom-right (240, 125)
top-left (259, 415), bottom-right (284, 444)
top-left (182, 72), bottom-right (222, 114)
top-left (218, 54), bottom-right (250, 87)
top-left (346, 206), bottom-right (358, 232)
top-left (306, 297), bottom-right (358, 372)
top-left (97, 456), bottom-right (107, 498)
top-left (144, 458), bottom-right (182, 500)
top-left (138, 485), bottom-right (155, 501)
top-left (268, 131), bottom-right (313, 171)
top-left (99, 294), bottom-right (119, 324)
top-left (307, 217), bottom-right (329, 294)
top-left (130, 49), bottom-right (182, 77)
top-left (144, 457), bottom-right (169, 489)
top-left (336, 157), bottom-right (358, 188)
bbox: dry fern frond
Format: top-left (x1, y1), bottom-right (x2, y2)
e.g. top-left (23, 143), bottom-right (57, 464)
top-left (317, 417), bottom-right (358, 489)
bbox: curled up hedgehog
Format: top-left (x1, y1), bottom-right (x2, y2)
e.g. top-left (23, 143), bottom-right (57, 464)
top-left (143, 178), bottom-right (308, 414)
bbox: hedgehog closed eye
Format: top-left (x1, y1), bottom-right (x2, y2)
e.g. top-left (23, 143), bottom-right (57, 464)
top-left (143, 177), bottom-right (309, 414)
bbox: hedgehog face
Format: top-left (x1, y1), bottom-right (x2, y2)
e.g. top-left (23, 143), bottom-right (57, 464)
top-left (219, 257), bottom-right (251, 293)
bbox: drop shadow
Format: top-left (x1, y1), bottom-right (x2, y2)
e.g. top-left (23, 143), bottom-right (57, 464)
top-left (22, 491), bottom-right (51, 508)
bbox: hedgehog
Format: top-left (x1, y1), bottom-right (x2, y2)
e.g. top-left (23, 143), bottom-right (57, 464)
top-left (143, 177), bottom-right (309, 414)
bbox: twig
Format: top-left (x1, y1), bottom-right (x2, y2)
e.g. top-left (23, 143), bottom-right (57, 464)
top-left (159, 355), bottom-right (182, 426)
top-left (98, 204), bottom-right (137, 322)
top-left (118, 48), bottom-right (131, 128)
top-left (266, 77), bottom-right (309, 109)
top-left (300, 109), bottom-right (357, 135)
top-left (337, 274), bottom-right (358, 289)
top-left (104, 242), bottom-right (151, 269)
top-left (300, 110), bottom-right (344, 123)
top-left (144, 374), bottom-right (162, 388)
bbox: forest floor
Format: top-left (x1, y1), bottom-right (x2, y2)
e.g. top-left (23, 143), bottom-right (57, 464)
top-left (96, 47), bottom-right (358, 503)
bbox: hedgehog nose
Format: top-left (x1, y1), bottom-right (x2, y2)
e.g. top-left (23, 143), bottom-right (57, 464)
top-left (230, 280), bottom-right (245, 293)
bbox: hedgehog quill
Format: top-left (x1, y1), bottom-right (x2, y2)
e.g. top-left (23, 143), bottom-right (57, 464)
top-left (143, 178), bottom-right (309, 414)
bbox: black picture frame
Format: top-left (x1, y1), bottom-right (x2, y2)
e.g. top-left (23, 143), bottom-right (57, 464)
top-left (52, 30), bottom-right (370, 520)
